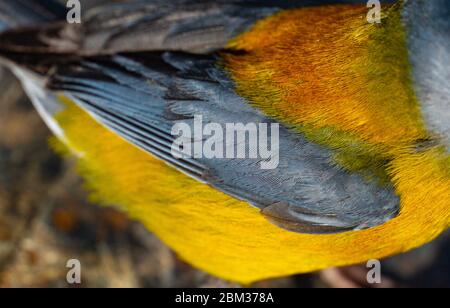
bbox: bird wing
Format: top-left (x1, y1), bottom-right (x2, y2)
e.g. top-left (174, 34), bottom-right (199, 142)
top-left (0, 0), bottom-right (400, 234)
top-left (46, 51), bottom-right (399, 234)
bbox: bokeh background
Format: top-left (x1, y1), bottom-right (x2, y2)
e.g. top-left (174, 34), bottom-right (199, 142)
top-left (0, 0), bottom-right (449, 288)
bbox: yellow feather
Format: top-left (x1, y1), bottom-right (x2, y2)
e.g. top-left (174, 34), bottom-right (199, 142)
top-left (51, 97), bottom-right (450, 284)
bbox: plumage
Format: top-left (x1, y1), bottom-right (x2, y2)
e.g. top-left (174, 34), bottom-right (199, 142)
top-left (0, 0), bottom-right (394, 55)
top-left (44, 52), bottom-right (399, 233)
top-left (404, 0), bottom-right (450, 150)
top-left (0, 0), bottom-right (449, 283)
top-left (0, 0), bottom-right (65, 31)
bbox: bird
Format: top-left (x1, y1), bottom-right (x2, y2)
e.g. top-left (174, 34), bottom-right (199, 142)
top-left (0, 0), bottom-right (449, 284)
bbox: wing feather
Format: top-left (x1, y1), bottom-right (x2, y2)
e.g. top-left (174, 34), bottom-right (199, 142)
top-left (47, 52), bottom-right (400, 234)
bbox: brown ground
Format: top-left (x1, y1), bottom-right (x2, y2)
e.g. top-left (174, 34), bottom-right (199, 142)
top-left (0, 63), bottom-right (449, 288)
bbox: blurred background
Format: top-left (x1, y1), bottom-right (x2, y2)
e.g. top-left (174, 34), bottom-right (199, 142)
top-left (0, 0), bottom-right (449, 288)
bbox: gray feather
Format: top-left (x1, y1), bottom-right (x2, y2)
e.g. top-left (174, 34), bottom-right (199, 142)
top-left (403, 0), bottom-right (450, 152)
top-left (0, 0), bottom-right (394, 55)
